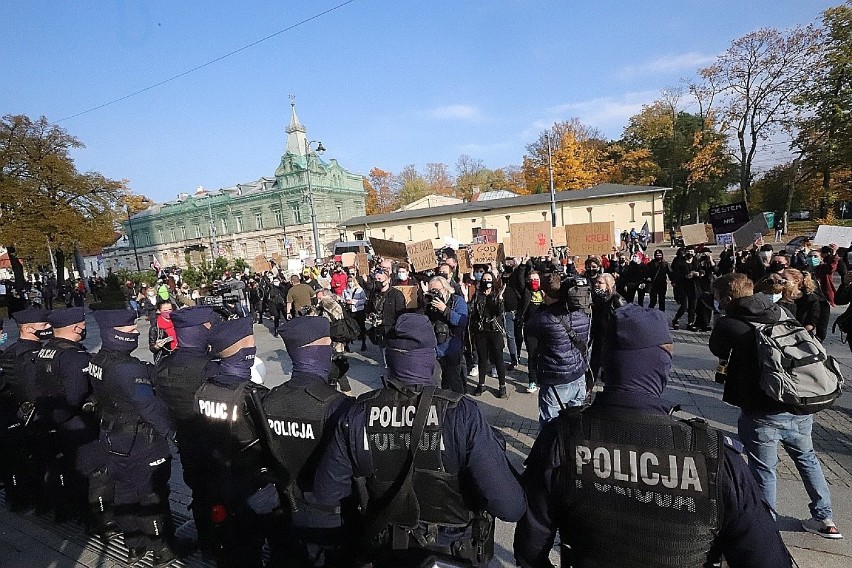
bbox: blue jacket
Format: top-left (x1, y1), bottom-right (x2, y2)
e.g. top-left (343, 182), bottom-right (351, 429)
top-left (430, 294), bottom-right (468, 358)
top-left (528, 303), bottom-right (591, 386)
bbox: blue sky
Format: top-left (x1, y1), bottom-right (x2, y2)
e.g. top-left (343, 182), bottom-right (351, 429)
top-left (1, 0), bottom-right (837, 203)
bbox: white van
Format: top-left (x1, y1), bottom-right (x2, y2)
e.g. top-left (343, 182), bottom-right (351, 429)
top-left (333, 240), bottom-right (373, 262)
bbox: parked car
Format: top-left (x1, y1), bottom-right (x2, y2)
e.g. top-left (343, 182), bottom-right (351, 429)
top-left (785, 234), bottom-right (815, 256)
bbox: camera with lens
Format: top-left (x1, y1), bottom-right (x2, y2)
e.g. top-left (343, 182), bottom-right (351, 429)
top-left (559, 274), bottom-right (592, 315)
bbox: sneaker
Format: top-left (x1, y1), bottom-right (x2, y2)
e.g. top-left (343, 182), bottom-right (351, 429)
top-left (671, 319), bottom-right (679, 330)
top-left (527, 383), bottom-right (539, 394)
top-left (468, 365), bottom-right (479, 377)
top-left (490, 367), bottom-right (498, 378)
top-left (802, 517), bottom-right (843, 539)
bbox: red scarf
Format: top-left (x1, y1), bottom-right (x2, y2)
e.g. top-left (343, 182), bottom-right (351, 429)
top-left (157, 314), bottom-right (178, 349)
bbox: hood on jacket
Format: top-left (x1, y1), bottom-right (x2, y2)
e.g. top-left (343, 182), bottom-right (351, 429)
top-left (724, 293), bottom-right (785, 325)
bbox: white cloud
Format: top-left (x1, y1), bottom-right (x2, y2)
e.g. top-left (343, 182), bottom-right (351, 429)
top-left (430, 104), bottom-right (481, 120)
top-left (618, 51), bottom-right (717, 79)
top-left (522, 90), bottom-right (660, 140)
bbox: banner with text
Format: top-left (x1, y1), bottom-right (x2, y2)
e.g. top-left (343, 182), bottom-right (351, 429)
top-left (509, 221), bottom-right (552, 257)
top-left (564, 221), bottom-right (616, 257)
top-left (405, 239), bottom-right (437, 272)
top-left (470, 243), bottom-right (505, 265)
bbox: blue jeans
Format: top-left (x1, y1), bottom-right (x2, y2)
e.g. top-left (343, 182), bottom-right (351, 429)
top-left (538, 378), bottom-right (586, 428)
top-left (737, 412), bottom-right (833, 521)
top-left (504, 311), bottom-right (517, 358)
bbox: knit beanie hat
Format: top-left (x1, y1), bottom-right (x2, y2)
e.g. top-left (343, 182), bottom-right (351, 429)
top-left (385, 313), bottom-right (437, 385)
top-left (602, 304), bottom-right (672, 398)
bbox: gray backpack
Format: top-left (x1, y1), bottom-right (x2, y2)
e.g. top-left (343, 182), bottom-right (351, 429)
top-left (749, 319), bottom-right (844, 414)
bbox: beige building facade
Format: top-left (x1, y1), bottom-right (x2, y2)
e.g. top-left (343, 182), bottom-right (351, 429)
top-left (340, 183), bottom-right (668, 250)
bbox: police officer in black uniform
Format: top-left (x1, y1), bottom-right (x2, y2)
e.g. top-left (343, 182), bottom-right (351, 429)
top-left (33, 308), bottom-right (119, 538)
top-left (0, 308), bottom-right (54, 511)
top-left (88, 310), bottom-right (182, 566)
top-left (261, 316), bottom-right (354, 567)
top-left (154, 305), bottom-right (219, 555)
top-left (314, 313), bottom-right (526, 567)
top-left (513, 304), bottom-right (793, 568)
top-left (195, 317), bottom-right (281, 568)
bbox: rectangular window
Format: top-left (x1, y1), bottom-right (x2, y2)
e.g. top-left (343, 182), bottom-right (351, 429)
top-left (255, 212), bottom-right (263, 230)
top-left (170, 227), bottom-right (176, 241)
top-left (260, 241), bottom-right (267, 254)
top-left (194, 224), bottom-right (201, 238)
top-left (144, 231), bottom-right (151, 246)
top-left (157, 228), bottom-right (163, 242)
top-left (274, 208), bottom-right (284, 227)
top-left (220, 218), bottom-right (228, 234)
top-left (235, 216), bottom-right (243, 233)
top-left (240, 243), bottom-right (248, 258)
top-left (336, 204), bottom-right (343, 222)
top-left (289, 202), bottom-right (302, 224)
top-left (180, 226), bottom-right (187, 240)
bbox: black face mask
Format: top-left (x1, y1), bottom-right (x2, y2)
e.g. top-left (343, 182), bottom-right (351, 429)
top-left (77, 327), bottom-right (87, 341)
top-left (768, 261), bottom-right (786, 273)
top-left (35, 328), bottom-right (54, 340)
top-left (481, 281), bottom-right (493, 290)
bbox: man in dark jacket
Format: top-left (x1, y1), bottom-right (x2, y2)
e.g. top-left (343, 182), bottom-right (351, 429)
top-left (514, 304), bottom-right (793, 568)
top-left (589, 274), bottom-right (626, 381)
top-left (365, 269), bottom-right (407, 350)
top-left (528, 274), bottom-right (591, 427)
top-left (646, 249), bottom-right (671, 311)
top-left (314, 313), bottom-right (526, 567)
top-left (709, 273), bottom-right (842, 539)
top-left (620, 253), bottom-right (648, 306)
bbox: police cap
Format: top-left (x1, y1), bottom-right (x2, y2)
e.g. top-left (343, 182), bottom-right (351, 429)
top-left (170, 305), bottom-right (216, 329)
top-left (278, 315), bottom-right (329, 351)
top-left (92, 309), bottom-right (137, 329)
top-left (12, 308), bottom-right (51, 325)
top-left (47, 307), bottom-right (85, 329)
top-left (209, 317), bottom-right (253, 355)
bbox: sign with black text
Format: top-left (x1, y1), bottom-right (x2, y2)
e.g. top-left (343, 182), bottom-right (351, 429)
top-left (709, 202), bottom-right (749, 234)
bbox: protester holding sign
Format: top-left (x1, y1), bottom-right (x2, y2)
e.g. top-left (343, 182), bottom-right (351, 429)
top-left (469, 271), bottom-right (509, 398)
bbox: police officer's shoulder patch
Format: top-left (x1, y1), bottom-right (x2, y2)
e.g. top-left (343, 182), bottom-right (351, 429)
top-left (722, 434), bottom-right (745, 454)
top-left (356, 389), bottom-right (382, 403)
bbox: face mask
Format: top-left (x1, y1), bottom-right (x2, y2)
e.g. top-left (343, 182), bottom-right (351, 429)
top-left (769, 292), bottom-right (782, 303)
top-left (760, 252), bottom-right (772, 262)
top-left (482, 281), bottom-right (493, 289)
top-left (272, 280), bottom-right (280, 286)
top-left (713, 299), bottom-right (721, 312)
top-left (768, 262), bottom-right (785, 273)
top-left (112, 330), bottom-right (139, 351)
top-left (631, 257), bottom-right (641, 264)
top-left (474, 272), bottom-right (483, 281)
top-left (529, 280), bottom-right (540, 291)
top-left (397, 271), bottom-right (408, 280)
top-left (219, 347), bottom-right (256, 377)
top-left (35, 328), bottom-right (54, 340)
top-left (808, 256), bottom-right (821, 267)
top-left (77, 327), bottom-right (88, 341)
top-left (0, 332), bottom-right (7, 347)
top-left (592, 288), bottom-right (610, 301)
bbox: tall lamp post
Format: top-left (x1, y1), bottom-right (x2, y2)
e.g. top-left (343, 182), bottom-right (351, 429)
top-left (304, 139), bottom-right (326, 258)
top-left (125, 205), bottom-right (142, 272)
top-left (546, 130), bottom-right (557, 228)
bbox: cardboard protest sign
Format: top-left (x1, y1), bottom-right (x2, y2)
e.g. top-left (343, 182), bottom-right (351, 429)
top-left (564, 222), bottom-right (616, 257)
top-left (341, 252), bottom-right (356, 267)
top-left (552, 228), bottom-right (568, 248)
top-left (287, 259), bottom-right (303, 274)
top-left (813, 225), bottom-right (852, 247)
top-left (252, 255), bottom-right (271, 274)
top-left (303, 257), bottom-right (316, 268)
top-left (680, 223), bottom-right (712, 246)
top-left (456, 248), bottom-right (472, 275)
top-left (716, 233), bottom-right (734, 246)
top-left (502, 237), bottom-right (511, 257)
top-left (394, 285), bottom-right (418, 309)
top-left (369, 237), bottom-right (408, 260)
top-left (704, 224), bottom-right (716, 245)
top-left (472, 228), bottom-right (497, 244)
top-left (355, 252), bottom-right (370, 275)
top-left (732, 219), bottom-right (768, 248)
top-left (405, 239), bottom-right (437, 272)
top-left (509, 221), bottom-right (551, 257)
top-left (470, 243), bottom-right (505, 265)
top-left (270, 253), bottom-right (283, 267)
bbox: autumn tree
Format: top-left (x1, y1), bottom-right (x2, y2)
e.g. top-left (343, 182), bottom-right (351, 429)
top-left (692, 26), bottom-right (821, 206)
top-left (455, 154), bottom-right (488, 201)
top-left (397, 164), bottom-right (430, 205)
top-left (364, 167), bottom-right (399, 214)
top-left (793, 2), bottom-right (852, 205)
top-left (0, 114), bottom-right (128, 277)
top-left (424, 162), bottom-right (455, 196)
top-left (522, 119), bottom-right (608, 193)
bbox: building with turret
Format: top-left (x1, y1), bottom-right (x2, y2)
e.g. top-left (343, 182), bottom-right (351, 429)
top-left (103, 102), bottom-right (365, 273)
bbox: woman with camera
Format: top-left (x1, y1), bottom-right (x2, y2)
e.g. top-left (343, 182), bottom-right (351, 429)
top-left (469, 270), bottom-right (508, 398)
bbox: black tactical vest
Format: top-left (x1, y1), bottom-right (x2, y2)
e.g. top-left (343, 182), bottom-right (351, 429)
top-left (156, 352), bottom-right (211, 424)
top-left (262, 379), bottom-right (339, 489)
top-left (87, 350), bottom-right (142, 425)
top-left (33, 339), bottom-right (84, 423)
top-left (558, 409), bottom-right (721, 568)
top-left (362, 383), bottom-right (472, 528)
top-left (194, 379), bottom-right (266, 479)
top-left (0, 341), bottom-right (42, 405)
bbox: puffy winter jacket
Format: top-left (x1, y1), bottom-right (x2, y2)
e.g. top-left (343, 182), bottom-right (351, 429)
top-left (528, 303), bottom-right (591, 386)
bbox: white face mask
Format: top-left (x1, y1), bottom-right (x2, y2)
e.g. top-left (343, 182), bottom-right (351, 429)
top-left (769, 292), bottom-right (782, 303)
top-left (713, 299), bottom-right (721, 312)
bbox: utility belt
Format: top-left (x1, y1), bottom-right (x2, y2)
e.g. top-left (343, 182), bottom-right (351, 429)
top-left (369, 512), bottom-right (494, 567)
top-left (100, 417), bottom-right (154, 456)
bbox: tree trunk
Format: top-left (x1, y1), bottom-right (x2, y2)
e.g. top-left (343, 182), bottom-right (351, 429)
top-left (55, 249), bottom-right (66, 285)
top-left (785, 158), bottom-right (800, 222)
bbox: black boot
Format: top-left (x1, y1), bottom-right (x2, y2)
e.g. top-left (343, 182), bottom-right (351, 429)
top-left (472, 383), bottom-right (485, 396)
top-left (498, 385), bottom-right (508, 399)
top-left (507, 354), bottom-right (518, 371)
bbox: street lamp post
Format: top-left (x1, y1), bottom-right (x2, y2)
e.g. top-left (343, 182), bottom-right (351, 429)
top-left (304, 139), bottom-right (326, 259)
top-left (546, 130), bottom-right (557, 228)
top-left (125, 205), bottom-right (142, 272)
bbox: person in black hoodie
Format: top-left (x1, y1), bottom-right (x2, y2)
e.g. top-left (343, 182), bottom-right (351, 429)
top-left (646, 249), bottom-right (670, 311)
top-left (709, 273), bottom-right (842, 539)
